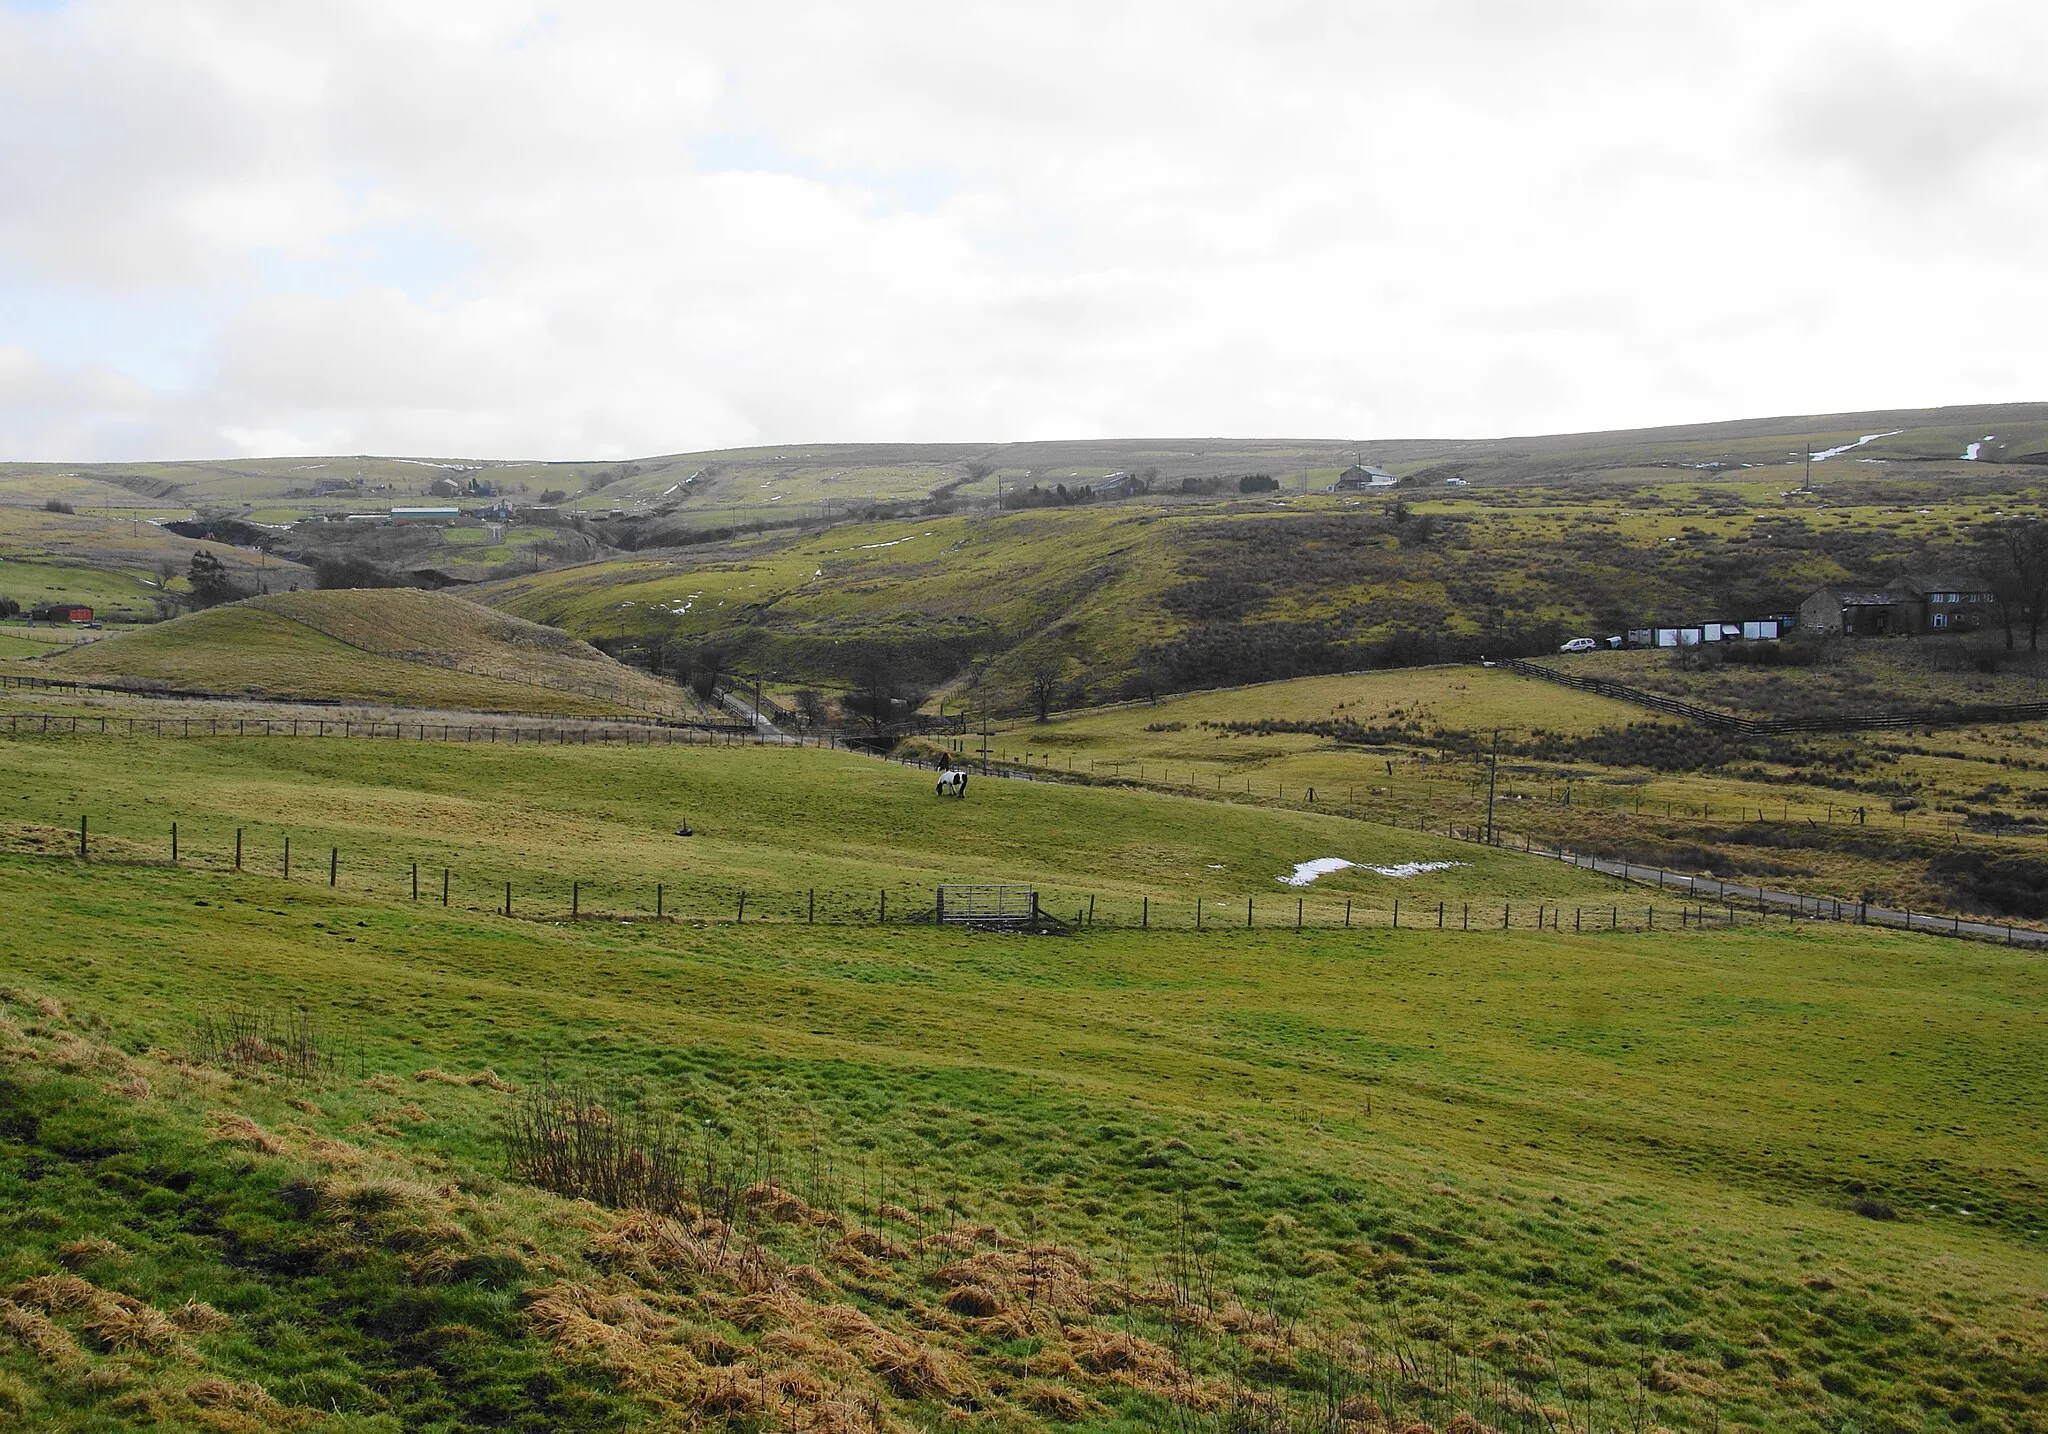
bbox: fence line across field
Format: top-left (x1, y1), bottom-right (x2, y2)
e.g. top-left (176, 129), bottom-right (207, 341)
top-left (11, 810), bottom-right (2045, 947)
top-left (5, 721), bottom-right (2043, 948)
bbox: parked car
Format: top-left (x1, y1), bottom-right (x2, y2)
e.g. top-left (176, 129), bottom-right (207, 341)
top-left (1559, 637), bottom-right (1598, 653)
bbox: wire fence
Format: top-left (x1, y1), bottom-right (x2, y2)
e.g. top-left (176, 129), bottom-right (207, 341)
top-left (0, 806), bottom-right (2004, 940)
top-left (4, 719), bottom-right (2043, 948)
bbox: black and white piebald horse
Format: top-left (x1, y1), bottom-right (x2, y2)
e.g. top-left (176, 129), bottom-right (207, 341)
top-left (935, 769), bottom-right (968, 798)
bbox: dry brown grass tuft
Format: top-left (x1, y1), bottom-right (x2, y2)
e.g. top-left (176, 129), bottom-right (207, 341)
top-left (940, 1284), bottom-right (1004, 1319)
top-left (840, 1227), bottom-right (910, 1263)
top-left (84, 1299), bottom-right (183, 1355)
top-left (872, 1340), bottom-right (978, 1405)
top-left (932, 1247), bottom-right (1093, 1314)
top-left (0, 1298), bottom-right (83, 1366)
top-left (13, 1274), bottom-right (101, 1315)
top-left (413, 1066), bottom-right (512, 1090)
top-left (101, 1072), bottom-right (153, 1100)
top-left (203, 1110), bottom-right (291, 1155)
top-left (169, 1300), bottom-right (233, 1336)
top-left (760, 1326), bottom-right (861, 1376)
top-left (1062, 1325), bottom-right (1181, 1391)
top-left (787, 1263), bottom-right (838, 1296)
top-left (527, 1281), bottom-right (674, 1347)
top-left (11, 1274), bottom-right (188, 1357)
top-left (1443, 1415), bottom-right (1501, 1434)
top-left (745, 1181), bottom-right (844, 1229)
top-left (77, 1360), bottom-right (140, 1394)
top-left (305, 1135), bottom-right (369, 1168)
top-left (56, 1237), bottom-right (126, 1271)
top-left (184, 1377), bottom-right (274, 1410)
top-left (33, 995), bottom-right (66, 1022)
top-left (1017, 1381), bottom-right (1095, 1421)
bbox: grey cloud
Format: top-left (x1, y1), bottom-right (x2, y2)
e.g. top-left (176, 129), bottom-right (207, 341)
top-left (1773, 42), bottom-right (2048, 201)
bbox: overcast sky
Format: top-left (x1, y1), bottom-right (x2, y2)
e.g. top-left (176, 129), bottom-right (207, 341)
top-left (1, 0), bottom-right (2043, 461)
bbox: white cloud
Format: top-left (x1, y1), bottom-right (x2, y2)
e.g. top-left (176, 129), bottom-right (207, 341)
top-left (0, 0), bottom-right (2043, 460)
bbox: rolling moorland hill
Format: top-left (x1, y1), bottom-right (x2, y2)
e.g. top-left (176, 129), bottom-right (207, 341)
top-left (0, 506), bottom-right (310, 620)
top-left (4, 400), bottom-right (2045, 520)
top-left (41, 589), bottom-right (695, 718)
top-left (3, 403), bottom-right (2045, 712)
top-left (471, 453), bottom-right (2048, 710)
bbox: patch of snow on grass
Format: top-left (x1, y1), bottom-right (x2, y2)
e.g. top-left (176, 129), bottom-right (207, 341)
top-left (850, 532), bottom-right (933, 551)
top-left (1810, 430), bottom-right (1903, 462)
top-left (1277, 858), bottom-right (1468, 886)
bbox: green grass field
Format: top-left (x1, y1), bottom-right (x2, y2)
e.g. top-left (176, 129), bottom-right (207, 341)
top-left (0, 733), bottom-right (1619, 920)
top-left (0, 730), bottom-right (2043, 1433)
top-left (43, 590), bottom-right (697, 718)
top-left (974, 664), bottom-right (2048, 922)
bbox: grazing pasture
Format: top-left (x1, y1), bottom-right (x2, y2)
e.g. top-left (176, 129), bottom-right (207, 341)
top-left (0, 728), bottom-right (2042, 1430)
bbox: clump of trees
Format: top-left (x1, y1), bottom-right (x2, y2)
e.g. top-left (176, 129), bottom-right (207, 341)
top-left (186, 551), bottom-right (251, 609)
top-left (1979, 517), bottom-right (2048, 652)
top-left (1004, 482), bottom-right (1099, 510)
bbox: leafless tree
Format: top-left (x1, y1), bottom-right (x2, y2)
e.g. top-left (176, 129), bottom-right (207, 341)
top-left (1980, 518), bottom-right (2048, 651)
top-left (1029, 667), bottom-right (1060, 723)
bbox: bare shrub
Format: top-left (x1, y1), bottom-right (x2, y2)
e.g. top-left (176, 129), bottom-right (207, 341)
top-left (191, 1008), bottom-right (335, 1081)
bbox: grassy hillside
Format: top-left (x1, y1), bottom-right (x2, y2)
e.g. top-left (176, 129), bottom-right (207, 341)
top-left (0, 733), bottom-right (1618, 917)
top-left (0, 731), bottom-right (2042, 1432)
top-left (45, 590), bottom-right (696, 717)
top-left (472, 454), bottom-right (2048, 708)
top-left (964, 661), bottom-right (2048, 921)
top-left (5, 401), bottom-right (2043, 520)
top-left (0, 506), bottom-right (308, 618)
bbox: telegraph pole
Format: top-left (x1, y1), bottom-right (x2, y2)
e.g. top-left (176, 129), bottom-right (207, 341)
top-left (1484, 727), bottom-right (1502, 845)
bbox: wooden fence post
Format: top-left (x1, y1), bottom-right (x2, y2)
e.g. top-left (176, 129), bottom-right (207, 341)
top-left (1246, 896), bottom-right (1253, 929)
top-left (411, 863), bottom-right (418, 900)
top-left (78, 815), bottom-right (87, 861)
top-left (443, 868), bottom-right (449, 905)
top-left (235, 828), bottom-right (242, 869)
top-left (573, 881), bottom-right (580, 918)
top-left (737, 890), bottom-right (747, 922)
top-left (283, 837), bottom-right (290, 879)
top-left (329, 848), bottom-right (337, 887)
top-left (808, 889), bottom-right (815, 924)
top-left (171, 822), bottom-right (178, 865)
top-left (657, 882), bottom-right (664, 919)
top-left (504, 882), bottom-right (512, 916)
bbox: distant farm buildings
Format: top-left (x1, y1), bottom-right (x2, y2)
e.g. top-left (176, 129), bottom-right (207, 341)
top-left (1798, 573), bottom-right (1994, 636)
top-left (389, 506), bottom-right (461, 525)
top-left (1333, 464), bottom-right (1396, 490)
top-left (1623, 616), bottom-right (1791, 648)
top-left (31, 603), bottom-right (92, 623)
